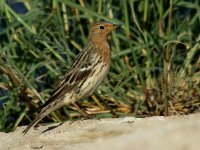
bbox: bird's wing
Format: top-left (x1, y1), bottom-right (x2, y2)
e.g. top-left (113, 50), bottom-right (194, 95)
top-left (22, 50), bottom-right (96, 135)
top-left (42, 49), bottom-right (96, 107)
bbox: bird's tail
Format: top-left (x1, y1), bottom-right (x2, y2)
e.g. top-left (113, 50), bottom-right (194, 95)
top-left (22, 101), bottom-right (63, 135)
top-left (22, 110), bottom-right (46, 135)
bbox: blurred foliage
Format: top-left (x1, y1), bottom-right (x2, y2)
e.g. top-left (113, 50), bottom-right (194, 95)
top-left (0, 0), bottom-right (199, 132)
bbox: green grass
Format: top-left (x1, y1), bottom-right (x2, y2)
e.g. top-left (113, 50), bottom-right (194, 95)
top-left (0, 0), bottom-right (199, 132)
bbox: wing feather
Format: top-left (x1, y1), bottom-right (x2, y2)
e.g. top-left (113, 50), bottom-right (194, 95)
top-left (42, 48), bottom-right (98, 107)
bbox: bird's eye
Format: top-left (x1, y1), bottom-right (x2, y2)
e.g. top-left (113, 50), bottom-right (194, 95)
top-left (99, 26), bottom-right (104, 30)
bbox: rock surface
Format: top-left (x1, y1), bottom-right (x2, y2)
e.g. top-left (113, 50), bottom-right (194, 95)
top-left (0, 113), bottom-right (199, 150)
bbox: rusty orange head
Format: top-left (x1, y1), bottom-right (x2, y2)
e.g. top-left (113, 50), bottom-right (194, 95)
top-left (88, 21), bottom-right (120, 41)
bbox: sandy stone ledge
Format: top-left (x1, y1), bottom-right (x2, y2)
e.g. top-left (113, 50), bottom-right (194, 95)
top-left (0, 113), bottom-right (199, 150)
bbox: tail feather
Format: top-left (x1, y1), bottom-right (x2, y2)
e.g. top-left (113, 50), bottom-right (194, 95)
top-left (22, 101), bottom-right (63, 135)
top-left (22, 110), bottom-right (48, 135)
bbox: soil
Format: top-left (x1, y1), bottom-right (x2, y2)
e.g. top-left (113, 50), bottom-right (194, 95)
top-left (0, 113), bottom-right (199, 150)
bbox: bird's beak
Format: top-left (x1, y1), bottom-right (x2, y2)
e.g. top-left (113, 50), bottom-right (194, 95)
top-left (112, 24), bottom-right (121, 30)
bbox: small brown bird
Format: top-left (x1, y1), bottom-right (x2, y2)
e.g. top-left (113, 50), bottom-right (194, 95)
top-left (22, 21), bottom-right (120, 134)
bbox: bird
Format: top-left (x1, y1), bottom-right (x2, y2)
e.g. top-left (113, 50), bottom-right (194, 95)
top-left (22, 21), bottom-right (120, 134)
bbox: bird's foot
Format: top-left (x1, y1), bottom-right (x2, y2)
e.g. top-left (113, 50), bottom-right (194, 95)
top-left (68, 114), bottom-right (101, 126)
top-left (81, 114), bottom-right (102, 121)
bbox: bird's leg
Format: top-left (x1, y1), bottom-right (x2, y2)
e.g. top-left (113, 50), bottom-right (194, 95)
top-left (73, 102), bottom-right (91, 119)
top-left (72, 102), bottom-right (101, 121)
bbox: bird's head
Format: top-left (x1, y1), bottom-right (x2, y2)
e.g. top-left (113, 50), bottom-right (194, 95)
top-left (88, 21), bottom-right (120, 41)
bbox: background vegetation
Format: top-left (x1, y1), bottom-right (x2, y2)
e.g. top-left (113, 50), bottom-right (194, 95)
top-left (0, 0), bottom-right (199, 132)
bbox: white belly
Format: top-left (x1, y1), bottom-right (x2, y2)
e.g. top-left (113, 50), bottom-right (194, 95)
top-left (78, 62), bottom-right (109, 98)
